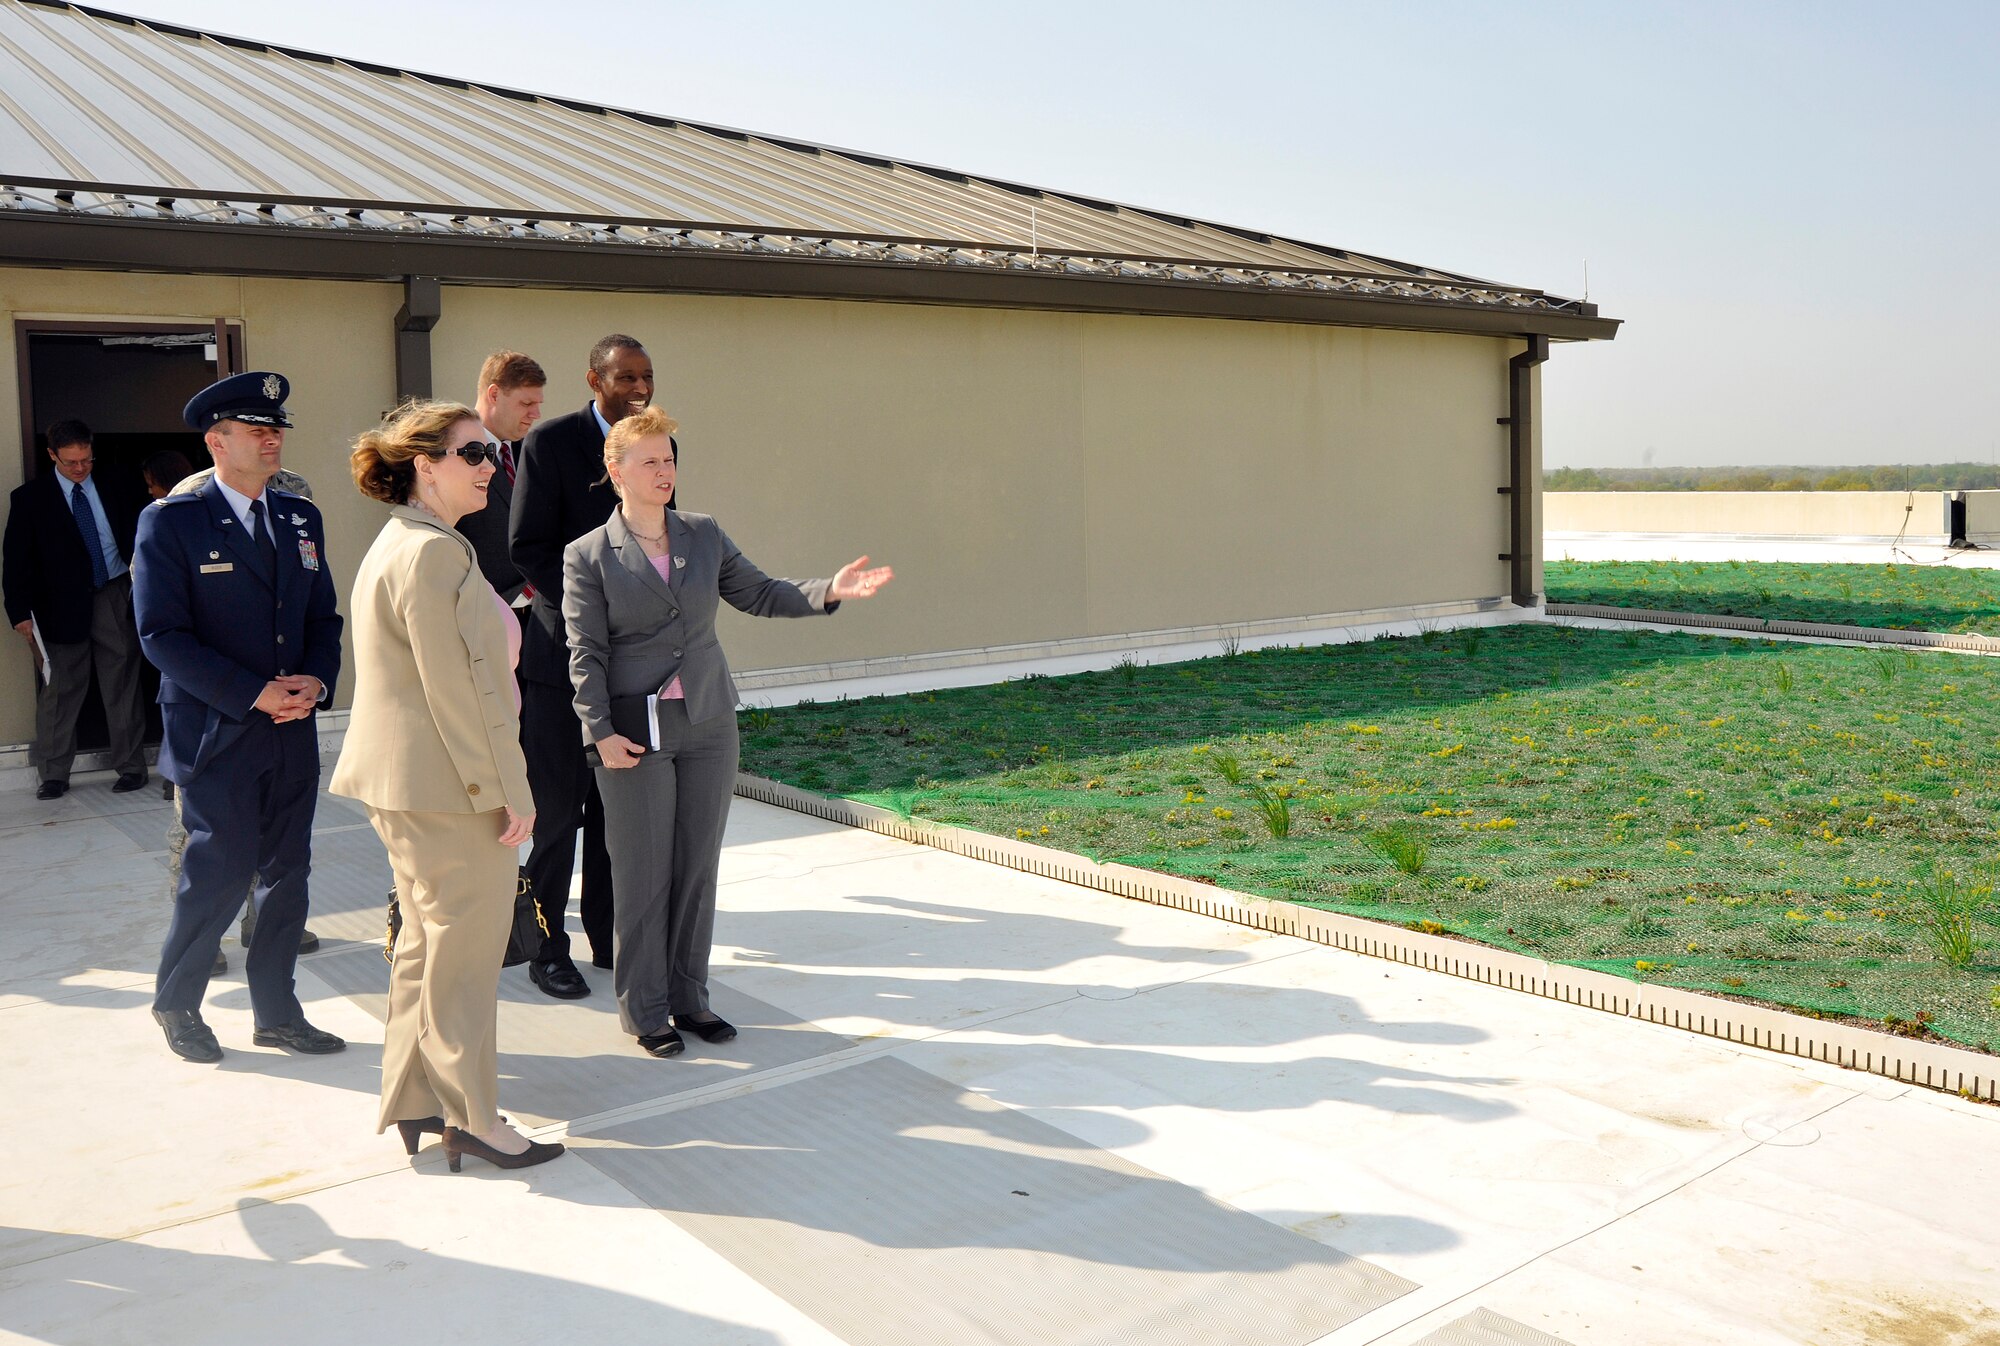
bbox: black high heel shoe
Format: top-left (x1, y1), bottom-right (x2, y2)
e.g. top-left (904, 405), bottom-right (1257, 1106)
top-left (395, 1116), bottom-right (445, 1155)
top-left (442, 1126), bottom-right (565, 1173)
top-left (673, 1012), bottom-right (737, 1044)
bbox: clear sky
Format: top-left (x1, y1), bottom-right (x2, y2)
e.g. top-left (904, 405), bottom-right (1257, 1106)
top-left (102, 0), bottom-right (2000, 468)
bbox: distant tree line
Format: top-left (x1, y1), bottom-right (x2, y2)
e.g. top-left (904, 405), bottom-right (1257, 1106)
top-left (1545, 464), bottom-right (2000, 493)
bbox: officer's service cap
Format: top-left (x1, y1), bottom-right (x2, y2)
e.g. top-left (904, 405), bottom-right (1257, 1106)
top-left (183, 371), bottom-right (294, 431)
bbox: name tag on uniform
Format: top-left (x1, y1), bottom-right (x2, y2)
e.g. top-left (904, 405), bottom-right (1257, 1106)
top-left (200, 562), bottom-right (233, 574)
top-left (298, 539), bottom-right (320, 571)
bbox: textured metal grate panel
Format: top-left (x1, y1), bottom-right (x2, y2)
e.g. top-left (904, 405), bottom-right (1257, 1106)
top-left (577, 1055), bottom-right (1415, 1346)
top-left (734, 774), bottom-right (1998, 1102)
top-left (1410, 1307), bottom-right (1573, 1345)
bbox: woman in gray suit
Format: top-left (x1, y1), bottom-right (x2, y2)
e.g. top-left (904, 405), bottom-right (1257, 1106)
top-left (563, 406), bottom-right (891, 1057)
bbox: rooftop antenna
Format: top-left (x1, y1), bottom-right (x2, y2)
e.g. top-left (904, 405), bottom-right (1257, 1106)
top-left (1583, 259), bottom-right (1590, 302)
top-left (1030, 205), bottom-right (1039, 258)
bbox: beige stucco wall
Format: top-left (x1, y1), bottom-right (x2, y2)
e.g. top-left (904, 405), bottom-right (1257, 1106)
top-left (3, 267), bottom-right (1527, 746)
top-left (1546, 490), bottom-right (1965, 540)
top-left (0, 267), bottom-right (398, 746)
top-left (431, 287), bottom-right (1524, 677)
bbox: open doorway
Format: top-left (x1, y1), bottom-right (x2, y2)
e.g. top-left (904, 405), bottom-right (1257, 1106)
top-left (14, 320), bottom-right (245, 754)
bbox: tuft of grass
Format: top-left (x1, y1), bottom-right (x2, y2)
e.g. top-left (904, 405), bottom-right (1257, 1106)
top-left (1914, 866), bottom-right (1993, 969)
top-left (1248, 785), bottom-right (1292, 839)
top-left (1459, 627), bottom-right (1486, 659)
top-left (1365, 824), bottom-right (1429, 875)
top-left (1868, 650), bottom-right (1899, 683)
top-left (1115, 654), bottom-right (1138, 684)
top-left (1219, 630), bottom-right (1244, 659)
top-left (1771, 662), bottom-right (1794, 695)
top-left (1210, 750), bottom-right (1244, 785)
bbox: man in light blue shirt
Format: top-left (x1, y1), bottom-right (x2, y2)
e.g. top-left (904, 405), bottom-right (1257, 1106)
top-left (2, 420), bottom-right (150, 798)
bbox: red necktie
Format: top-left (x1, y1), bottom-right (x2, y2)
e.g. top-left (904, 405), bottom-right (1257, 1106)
top-left (496, 441), bottom-right (516, 486)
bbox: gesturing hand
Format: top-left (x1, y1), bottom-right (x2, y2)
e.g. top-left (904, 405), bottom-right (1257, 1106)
top-left (829, 556), bottom-right (894, 602)
top-left (596, 732), bottom-right (646, 769)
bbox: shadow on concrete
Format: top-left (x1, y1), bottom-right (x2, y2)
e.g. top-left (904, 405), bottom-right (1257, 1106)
top-left (0, 1199), bottom-right (786, 1346)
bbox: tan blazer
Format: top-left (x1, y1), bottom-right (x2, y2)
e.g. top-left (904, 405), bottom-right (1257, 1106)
top-left (330, 506), bottom-right (533, 816)
top-left (562, 509), bottom-right (834, 742)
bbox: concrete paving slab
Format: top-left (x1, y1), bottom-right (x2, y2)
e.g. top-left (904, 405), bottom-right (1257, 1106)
top-left (0, 1152), bottom-right (847, 1346)
top-left (0, 961), bottom-right (389, 1268)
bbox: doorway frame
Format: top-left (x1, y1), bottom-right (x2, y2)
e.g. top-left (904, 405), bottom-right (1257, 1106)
top-left (15, 318), bottom-right (245, 480)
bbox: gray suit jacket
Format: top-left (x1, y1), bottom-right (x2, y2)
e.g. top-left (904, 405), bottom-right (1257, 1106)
top-left (562, 509), bottom-right (835, 742)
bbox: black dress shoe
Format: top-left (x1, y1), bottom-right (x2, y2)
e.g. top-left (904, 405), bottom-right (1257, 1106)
top-left (154, 1008), bottom-right (223, 1063)
top-left (252, 1020), bottom-right (346, 1054)
top-left (637, 1027), bottom-right (685, 1057)
top-left (442, 1126), bottom-right (565, 1173)
top-left (297, 928), bottom-right (321, 954)
top-left (213, 949), bottom-right (228, 975)
top-left (111, 772), bottom-right (147, 793)
top-left (528, 959), bottom-right (590, 1000)
top-left (35, 780), bottom-right (67, 800)
top-left (674, 1012), bottom-right (738, 1044)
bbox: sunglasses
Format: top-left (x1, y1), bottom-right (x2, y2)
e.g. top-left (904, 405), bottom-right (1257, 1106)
top-left (428, 444), bottom-right (499, 468)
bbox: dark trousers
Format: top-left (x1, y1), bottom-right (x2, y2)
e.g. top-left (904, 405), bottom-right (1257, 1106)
top-left (519, 676), bottom-right (613, 965)
top-left (154, 717), bottom-right (318, 1025)
top-left (32, 572), bottom-right (147, 782)
top-left (594, 702), bottom-right (740, 1035)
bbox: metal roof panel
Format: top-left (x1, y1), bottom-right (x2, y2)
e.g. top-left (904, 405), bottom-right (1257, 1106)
top-left (0, 0), bottom-right (1515, 280)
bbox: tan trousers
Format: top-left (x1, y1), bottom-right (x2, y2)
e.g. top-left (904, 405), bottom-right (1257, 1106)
top-left (367, 807), bottom-right (515, 1133)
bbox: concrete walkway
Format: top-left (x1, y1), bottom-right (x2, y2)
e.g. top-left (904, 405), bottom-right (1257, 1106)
top-left (3, 770), bottom-right (1997, 1346)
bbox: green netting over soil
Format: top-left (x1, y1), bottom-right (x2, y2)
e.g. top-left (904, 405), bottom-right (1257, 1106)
top-left (1545, 559), bottom-right (2000, 634)
top-left (738, 626), bottom-right (2000, 1049)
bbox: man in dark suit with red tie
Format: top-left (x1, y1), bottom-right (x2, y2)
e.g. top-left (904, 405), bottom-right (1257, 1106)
top-left (509, 335), bottom-right (671, 999)
top-left (457, 350), bottom-right (546, 603)
top-left (3, 420), bottom-right (149, 799)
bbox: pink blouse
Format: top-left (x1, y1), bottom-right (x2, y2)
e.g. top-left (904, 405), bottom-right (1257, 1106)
top-left (649, 554), bottom-right (685, 700)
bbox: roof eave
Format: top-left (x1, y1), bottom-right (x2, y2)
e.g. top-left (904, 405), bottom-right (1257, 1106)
top-left (0, 212), bottom-right (1622, 342)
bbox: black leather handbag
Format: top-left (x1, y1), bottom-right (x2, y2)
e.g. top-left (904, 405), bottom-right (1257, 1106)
top-left (384, 868), bottom-right (550, 967)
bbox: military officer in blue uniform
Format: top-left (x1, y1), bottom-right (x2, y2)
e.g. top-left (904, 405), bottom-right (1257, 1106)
top-left (133, 372), bottom-right (346, 1063)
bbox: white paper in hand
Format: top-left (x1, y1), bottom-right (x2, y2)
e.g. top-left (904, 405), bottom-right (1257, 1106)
top-left (29, 617), bottom-right (51, 684)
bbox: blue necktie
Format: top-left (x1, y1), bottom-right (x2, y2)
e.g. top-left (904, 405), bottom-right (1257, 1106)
top-left (249, 498), bottom-right (278, 578)
top-left (70, 482), bottom-right (110, 590)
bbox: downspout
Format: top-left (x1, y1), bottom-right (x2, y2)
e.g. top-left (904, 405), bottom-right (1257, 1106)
top-left (1499, 333), bottom-right (1550, 607)
top-left (394, 275), bottom-right (441, 403)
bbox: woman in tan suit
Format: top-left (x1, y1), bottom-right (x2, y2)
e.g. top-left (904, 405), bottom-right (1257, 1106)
top-left (565, 406), bottom-right (892, 1057)
top-left (330, 401), bottom-right (562, 1174)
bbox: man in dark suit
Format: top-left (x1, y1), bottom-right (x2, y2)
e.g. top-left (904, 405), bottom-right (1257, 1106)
top-left (457, 350), bottom-right (546, 602)
top-left (133, 372), bottom-right (345, 1064)
top-left (3, 420), bottom-right (149, 798)
top-left (509, 334), bottom-right (669, 999)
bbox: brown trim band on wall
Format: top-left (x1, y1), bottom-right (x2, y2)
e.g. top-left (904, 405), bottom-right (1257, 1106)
top-left (0, 214), bottom-right (1622, 342)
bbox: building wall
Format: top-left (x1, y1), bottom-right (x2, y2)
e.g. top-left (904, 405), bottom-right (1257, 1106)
top-left (0, 267), bottom-right (399, 747)
top-left (2, 266), bottom-right (1526, 746)
top-left (1545, 490), bottom-right (1982, 543)
top-left (430, 287), bottom-right (1523, 678)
